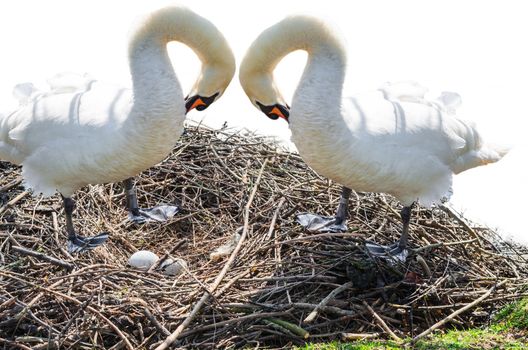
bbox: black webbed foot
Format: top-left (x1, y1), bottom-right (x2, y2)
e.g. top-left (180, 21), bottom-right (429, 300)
top-left (67, 232), bottom-right (109, 253)
top-left (128, 205), bottom-right (180, 224)
top-left (296, 213), bottom-right (348, 232)
top-left (364, 241), bottom-right (409, 262)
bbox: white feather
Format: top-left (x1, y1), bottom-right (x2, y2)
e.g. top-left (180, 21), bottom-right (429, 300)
top-left (0, 6), bottom-right (235, 198)
top-left (240, 16), bottom-right (509, 207)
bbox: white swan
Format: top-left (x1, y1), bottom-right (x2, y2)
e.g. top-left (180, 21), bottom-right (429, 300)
top-left (0, 6), bottom-right (235, 252)
top-left (239, 16), bottom-right (508, 258)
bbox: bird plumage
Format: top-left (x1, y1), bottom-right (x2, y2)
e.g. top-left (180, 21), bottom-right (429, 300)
top-left (0, 6), bottom-right (235, 198)
top-left (239, 15), bottom-right (508, 257)
top-left (0, 6), bottom-right (236, 252)
top-left (240, 16), bottom-right (507, 208)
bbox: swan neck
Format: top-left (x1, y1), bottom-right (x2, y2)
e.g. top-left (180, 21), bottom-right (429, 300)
top-left (246, 16), bottom-right (346, 75)
top-left (296, 48), bottom-right (346, 105)
top-left (127, 7), bottom-right (231, 112)
top-left (240, 16), bottom-right (346, 108)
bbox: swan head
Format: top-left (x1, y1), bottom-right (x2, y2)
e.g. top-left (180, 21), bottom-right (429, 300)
top-left (184, 57), bottom-right (235, 113)
top-left (183, 18), bottom-right (236, 114)
top-left (129, 6), bottom-right (236, 114)
top-left (256, 101), bottom-right (290, 122)
top-left (185, 92), bottom-right (219, 113)
top-left (239, 69), bottom-right (290, 122)
top-left (239, 15), bottom-right (345, 123)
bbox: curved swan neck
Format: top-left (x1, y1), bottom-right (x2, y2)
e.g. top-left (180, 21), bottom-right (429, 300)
top-left (128, 7), bottom-right (232, 107)
top-left (245, 16), bottom-right (346, 73)
top-left (240, 15), bottom-right (347, 108)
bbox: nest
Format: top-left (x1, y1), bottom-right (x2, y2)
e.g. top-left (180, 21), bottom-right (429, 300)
top-left (1, 124), bottom-right (527, 349)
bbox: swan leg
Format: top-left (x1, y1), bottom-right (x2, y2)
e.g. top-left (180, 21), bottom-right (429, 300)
top-left (124, 178), bottom-right (141, 217)
top-left (398, 205), bottom-right (411, 250)
top-left (124, 178), bottom-right (180, 224)
top-left (297, 186), bottom-right (351, 232)
top-left (63, 196), bottom-right (109, 253)
top-left (364, 205), bottom-right (412, 262)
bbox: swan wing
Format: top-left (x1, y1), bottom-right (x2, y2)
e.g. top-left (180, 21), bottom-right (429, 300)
top-left (47, 72), bottom-right (96, 93)
top-left (435, 91), bottom-right (462, 114)
top-left (378, 81), bottom-right (428, 102)
top-left (12, 72), bottom-right (96, 106)
top-left (2, 81), bottom-right (133, 163)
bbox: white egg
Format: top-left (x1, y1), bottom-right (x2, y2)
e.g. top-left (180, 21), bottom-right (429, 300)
top-left (128, 250), bottom-right (159, 269)
top-left (161, 257), bottom-right (187, 276)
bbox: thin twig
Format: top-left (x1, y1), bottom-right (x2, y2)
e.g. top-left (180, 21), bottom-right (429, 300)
top-left (0, 176), bottom-right (22, 192)
top-left (0, 271), bottom-right (134, 350)
top-left (0, 190), bottom-right (29, 214)
top-left (155, 159), bottom-right (268, 350)
top-left (304, 282), bottom-right (353, 323)
top-left (265, 197), bottom-right (286, 240)
top-left (411, 279), bottom-right (507, 343)
top-left (143, 308), bottom-right (171, 337)
top-left (341, 332), bottom-right (381, 341)
top-left (363, 301), bottom-right (402, 343)
top-left (11, 246), bottom-right (74, 271)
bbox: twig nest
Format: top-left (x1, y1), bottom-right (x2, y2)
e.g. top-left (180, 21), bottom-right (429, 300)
top-left (128, 250), bottom-right (159, 269)
top-left (160, 257), bottom-right (187, 276)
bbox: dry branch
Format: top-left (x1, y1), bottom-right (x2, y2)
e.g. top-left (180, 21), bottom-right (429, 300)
top-left (155, 159), bottom-right (268, 350)
top-left (412, 279), bottom-right (508, 342)
top-left (11, 246), bottom-right (74, 271)
top-left (363, 301), bottom-right (402, 343)
top-left (304, 281), bottom-right (353, 323)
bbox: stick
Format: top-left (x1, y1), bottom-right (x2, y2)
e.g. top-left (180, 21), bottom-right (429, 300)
top-left (304, 282), bottom-right (353, 323)
top-left (178, 311), bottom-right (289, 338)
top-left (0, 177), bottom-right (22, 192)
top-left (280, 230), bottom-right (361, 245)
top-left (415, 255), bottom-right (432, 278)
top-left (341, 332), bottom-right (381, 341)
top-left (264, 318), bottom-right (310, 339)
top-left (362, 301), bottom-right (402, 343)
top-left (215, 268), bottom-right (250, 298)
top-left (143, 308), bottom-right (171, 337)
top-left (439, 204), bottom-right (483, 247)
top-left (0, 190), bottom-right (29, 214)
top-left (0, 271), bottom-right (134, 350)
top-left (411, 279), bottom-right (507, 342)
top-left (11, 246), bottom-right (74, 271)
top-left (155, 159), bottom-right (268, 350)
top-left (411, 238), bottom-right (477, 254)
top-left (264, 197), bottom-right (286, 240)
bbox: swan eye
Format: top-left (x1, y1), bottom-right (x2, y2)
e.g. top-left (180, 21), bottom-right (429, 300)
top-left (185, 92), bottom-right (220, 113)
top-left (256, 101), bottom-right (290, 122)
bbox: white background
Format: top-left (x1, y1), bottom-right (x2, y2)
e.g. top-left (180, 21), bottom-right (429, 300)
top-left (0, 0), bottom-right (526, 243)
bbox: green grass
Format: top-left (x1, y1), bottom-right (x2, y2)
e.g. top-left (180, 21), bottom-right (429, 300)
top-left (494, 298), bottom-right (528, 330)
top-left (413, 328), bottom-right (526, 349)
top-left (297, 299), bottom-right (528, 350)
top-left (297, 341), bottom-right (400, 350)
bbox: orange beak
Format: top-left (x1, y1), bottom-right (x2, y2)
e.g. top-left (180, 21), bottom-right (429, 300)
top-left (189, 98), bottom-right (206, 111)
top-left (271, 106), bottom-right (286, 120)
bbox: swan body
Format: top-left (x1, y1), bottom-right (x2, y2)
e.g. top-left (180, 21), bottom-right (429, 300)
top-left (291, 84), bottom-right (505, 207)
top-left (2, 77), bottom-right (143, 196)
top-left (239, 16), bottom-right (507, 208)
top-left (1, 7), bottom-right (235, 197)
top-left (0, 6), bottom-right (235, 252)
top-left (239, 16), bottom-right (507, 256)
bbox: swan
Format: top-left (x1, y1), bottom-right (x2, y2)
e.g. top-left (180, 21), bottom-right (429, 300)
top-left (0, 6), bottom-right (235, 253)
top-left (239, 16), bottom-right (508, 258)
